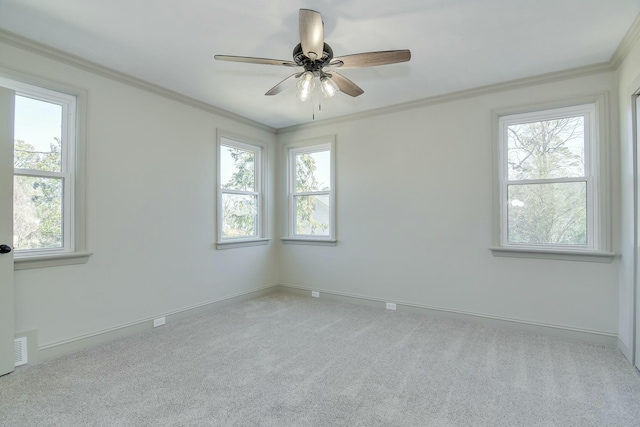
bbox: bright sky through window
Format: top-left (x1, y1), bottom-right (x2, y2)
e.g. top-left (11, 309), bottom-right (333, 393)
top-left (298, 150), bottom-right (330, 190)
top-left (14, 95), bottom-right (62, 152)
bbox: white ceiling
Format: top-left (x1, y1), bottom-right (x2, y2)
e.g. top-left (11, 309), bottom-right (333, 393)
top-left (0, 0), bottom-right (639, 129)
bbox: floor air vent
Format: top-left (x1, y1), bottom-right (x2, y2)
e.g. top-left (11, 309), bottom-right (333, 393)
top-left (14, 337), bottom-right (27, 367)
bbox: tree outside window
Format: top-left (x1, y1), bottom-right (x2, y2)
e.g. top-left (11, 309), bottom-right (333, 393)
top-left (293, 150), bottom-right (330, 236)
top-left (13, 93), bottom-right (72, 253)
top-left (498, 104), bottom-right (596, 249)
top-left (218, 137), bottom-right (263, 241)
top-left (286, 137), bottom-right (335, 243)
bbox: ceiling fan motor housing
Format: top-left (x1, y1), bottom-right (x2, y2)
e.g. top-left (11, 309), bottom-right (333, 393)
top-left (293, 42), bottom-right (333, 74)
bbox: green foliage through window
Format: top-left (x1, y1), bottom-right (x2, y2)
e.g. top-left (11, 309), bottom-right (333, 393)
top-left (220, 144), bottom-right (259, 239)
top-left (294, 151), bottom-right (330, 236)
top-left (13, 139), bottom-right (63, 250)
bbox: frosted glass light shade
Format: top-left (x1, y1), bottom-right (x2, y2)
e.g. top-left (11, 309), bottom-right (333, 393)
top-left (296, 72), bottom-right (316, 101)
top-left (320, 75), bottom-right (339, 98)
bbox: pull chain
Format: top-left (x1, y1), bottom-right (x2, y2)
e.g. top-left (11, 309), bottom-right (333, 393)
top-left (314, 90), bottom-right (322, 119)
top-left (308, 84), bottom-right (324, 121)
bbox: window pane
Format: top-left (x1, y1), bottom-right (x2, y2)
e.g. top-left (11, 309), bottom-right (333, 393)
top-left (294, 194), bottom-right (330, 236)
top-left (220, 145), bottom-right (255, 191)
top-left (14, 95), bottom-right (62, 172)
top-left (295, 150), bottom-right (330, 192)
top-left (222, 193), bottom-right (257, 238)
top-left (14, 176), bottom-right (63, 250)
top-left (507, 182), bottom-right (587, 246)
top-left (507, 116), bottom-right (584, 180)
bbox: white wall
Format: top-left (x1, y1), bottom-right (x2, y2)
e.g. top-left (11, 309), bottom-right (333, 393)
top-left (0, 39), bottom-right (279, 354)
top-left (278, 71), bottom-right (621, 337)
top-left (0, 31), bottom-right (628, 362)
top-left (617, 33), bottom-right (640, 363)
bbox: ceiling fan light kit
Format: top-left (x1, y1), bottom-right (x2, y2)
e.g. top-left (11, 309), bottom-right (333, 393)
top-left (215, 8), bottom-right (411, 107)
top-left (296, 71), bottom-right (316, 101)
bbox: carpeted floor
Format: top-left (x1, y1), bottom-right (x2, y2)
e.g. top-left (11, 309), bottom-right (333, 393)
top-left (1, 292), bottom-right (639, 426)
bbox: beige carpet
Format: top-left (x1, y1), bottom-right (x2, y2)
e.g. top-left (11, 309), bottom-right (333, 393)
top-left (1, 291), bottom-right (639, 426)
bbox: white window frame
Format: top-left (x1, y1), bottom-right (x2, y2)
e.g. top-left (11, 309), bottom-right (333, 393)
top-left (216, 132), bottom-right (269, 249)
top-left (282, 135), bottom-right (336, 246)
top-left (0, 72), bottom-right (89, 270)
top-left (490, 95), bottom-right (614, 262)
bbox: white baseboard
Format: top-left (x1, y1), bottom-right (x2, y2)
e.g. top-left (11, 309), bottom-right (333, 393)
top-left (18, 283), bottom-right (621, 367)
top-left (276, 284), bottom-right (618, 347)
top-left (22, 285), bottom-right (279, 366)
top-left (618, 338), bottom-right (635, 364)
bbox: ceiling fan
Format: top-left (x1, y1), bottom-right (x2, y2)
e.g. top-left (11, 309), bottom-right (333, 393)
top-left (214, 9), bottom-right (411, 101)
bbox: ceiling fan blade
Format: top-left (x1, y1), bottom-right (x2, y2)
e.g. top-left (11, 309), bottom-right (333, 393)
top-left (214, 55), bottom-right (298, 67)
top-left (330, 50), bottom-right (411, 69)
top-left (265, 73), bottom-right (302, 96)
top-left (299, 9), bottom-right (324, 60)
top-left (328, 72), bottom-right (364, 97)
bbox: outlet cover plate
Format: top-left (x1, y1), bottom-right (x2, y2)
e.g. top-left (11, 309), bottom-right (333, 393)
top-left (153, 317), bottom-right (166, 327)
top-left (386, 302), bottom-right (397, 310)
top-left (312, 291), bottom-right (320, 298)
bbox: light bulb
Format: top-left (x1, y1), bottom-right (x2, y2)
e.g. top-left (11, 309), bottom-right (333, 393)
top-left (296, 71), bottom-right (316, 101)
top-left (320, 75), bottom-right (339, 98)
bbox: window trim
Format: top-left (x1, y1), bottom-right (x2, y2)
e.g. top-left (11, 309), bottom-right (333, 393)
top-left (282, 135), bottom-right (336, 245)
top-left (0, 70), bottom-right (90, 270)
top-left (490, 94), bottom-right (615, 262)
top-left (216, 131), bottom-right (269, 249)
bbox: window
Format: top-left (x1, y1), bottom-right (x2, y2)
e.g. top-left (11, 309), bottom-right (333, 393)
top-left (1, 75), bottom-right (89, 269)
top-left (217, 133), bottom-right (267, 249)
top-left (492, 98), bottom-right (613, 261)
top-left (283, 136), bottom-right (336, 244)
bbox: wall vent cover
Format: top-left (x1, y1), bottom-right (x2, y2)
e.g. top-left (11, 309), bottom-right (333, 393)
top-left (14, 337), bottom-right (27, 367)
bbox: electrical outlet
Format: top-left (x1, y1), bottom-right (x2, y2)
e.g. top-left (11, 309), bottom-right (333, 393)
top-left (153, 317), bottom-right (166, 327)
top-left (312, 291), bottom-right (320, 298)
top-left (386, 302), bottom-right (397, 311)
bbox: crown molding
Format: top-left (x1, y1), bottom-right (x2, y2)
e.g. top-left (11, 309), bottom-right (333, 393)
top-left (0, 29), bottom-right (275, 133)
top-left (2, 14), bottom-right (636, 136)
top-left (610, 13), bottom-right (640, 69)
top-left (277, 61), bottom-right (613, 134)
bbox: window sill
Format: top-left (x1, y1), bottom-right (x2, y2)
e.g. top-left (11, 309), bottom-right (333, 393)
top-left (280, 238), bottom-right (337, 247)
top-left (216, 238), bottom-right (270, 250)
top-left (14, 251), bottom-right (92, 270)
top-left (489, 246), bottom-right (616, 263)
